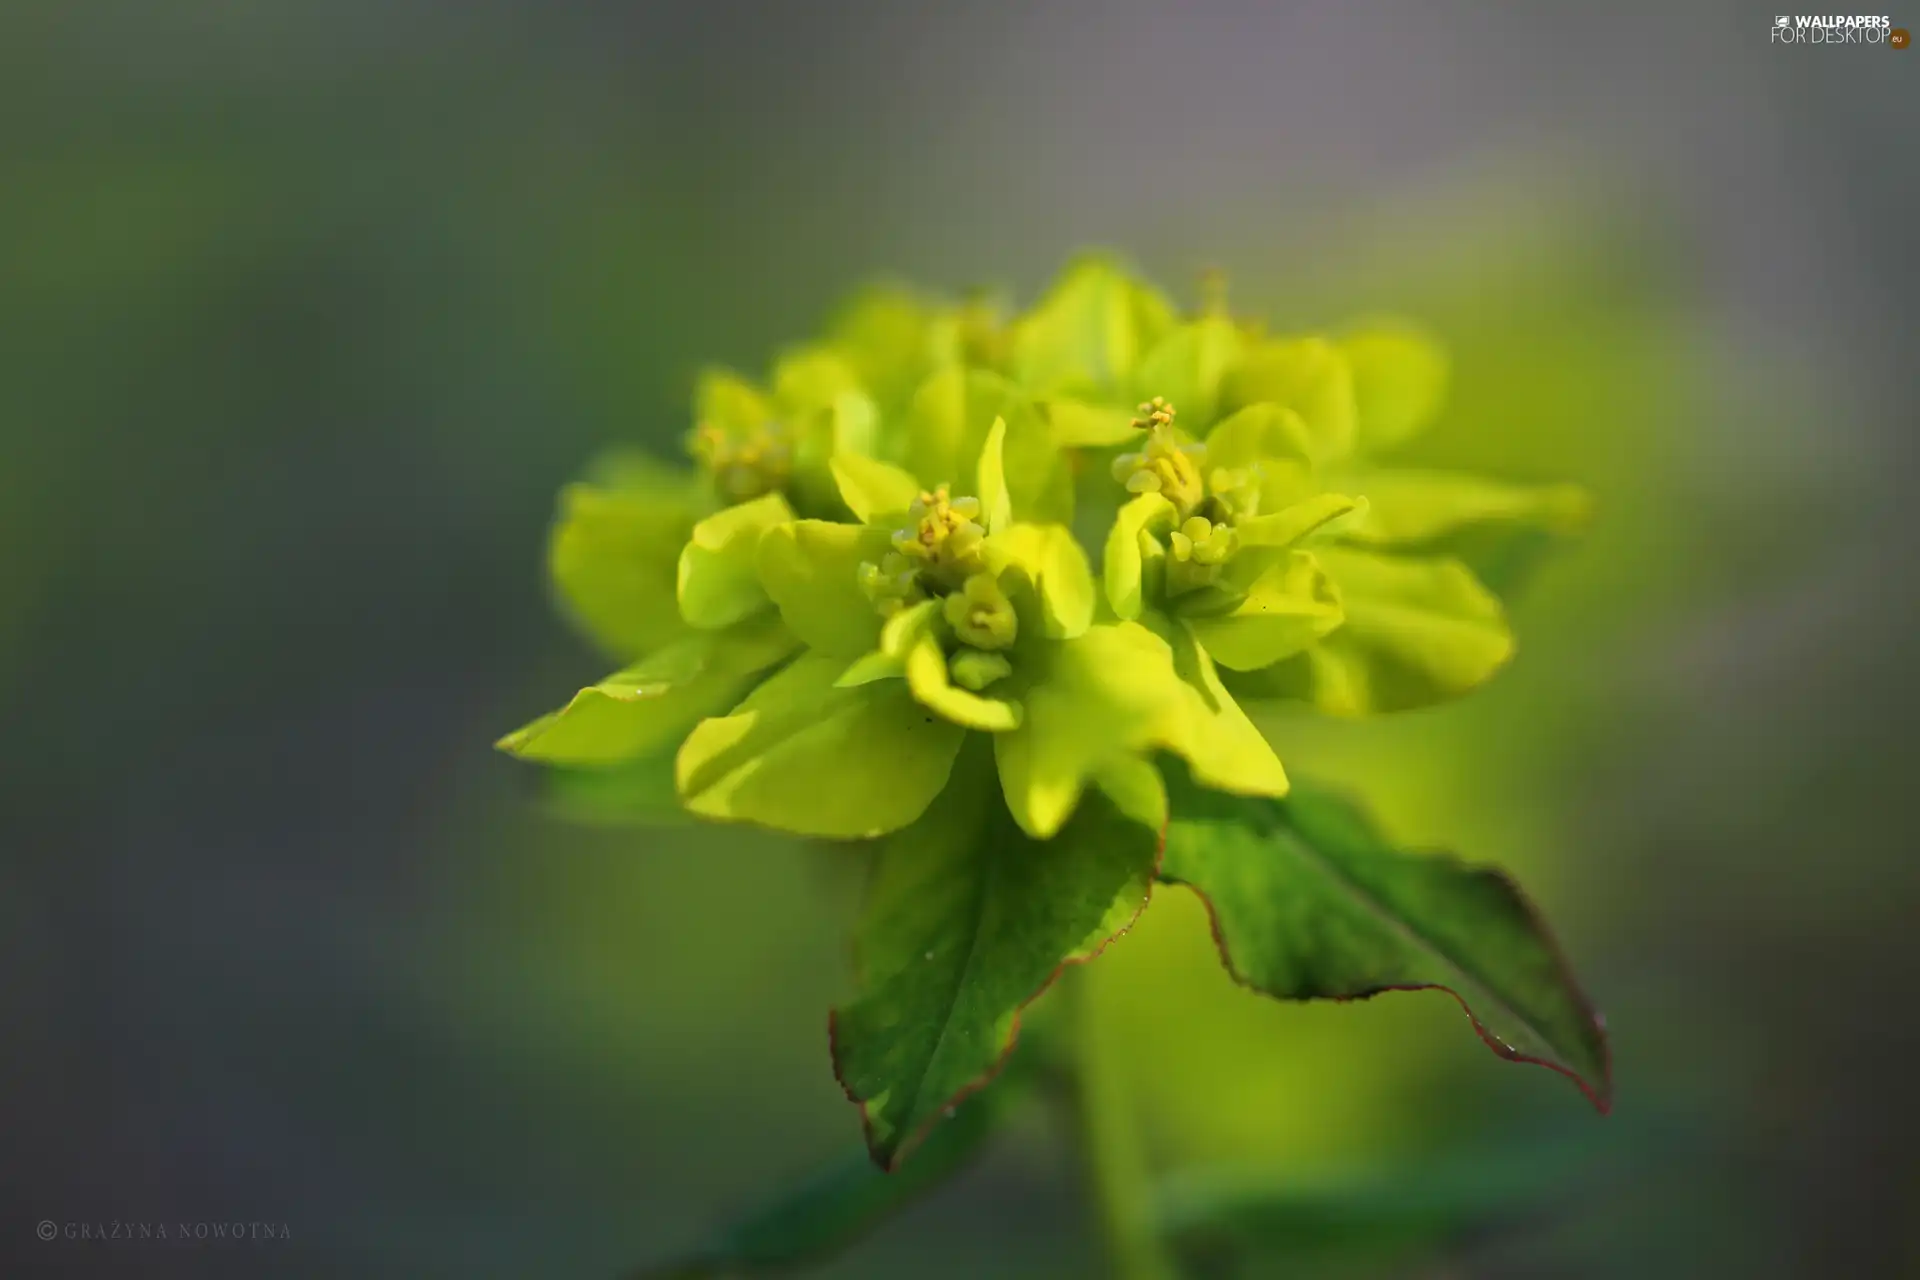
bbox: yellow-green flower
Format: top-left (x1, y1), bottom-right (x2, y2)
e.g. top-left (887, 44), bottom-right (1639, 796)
top-left (978, 255), bottom-right (1591, 715)
top-left (1098, 396), bottom-right (1353, 780)
top-left (499, 256), bottom-right (1590, 841)
top-left (672, 423), bottom-right (1276, 842)
top-left (498, 339), bottom-right (895, 780)
top-left (1213, 321), bottom-right (1592, 713)
top-left (536, 344), bottom-right (883, 668)
top-left (685, 347), bottom-right (880, 518)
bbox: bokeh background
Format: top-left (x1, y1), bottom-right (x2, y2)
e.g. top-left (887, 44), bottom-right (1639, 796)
top-left (4, 3), bottom-right (1916, 1276)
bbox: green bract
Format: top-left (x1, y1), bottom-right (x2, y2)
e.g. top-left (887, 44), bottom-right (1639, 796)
top-left (544, 451), bottom-right (703, 662)
top-left (496, 254), bottom-right (1608, 1252)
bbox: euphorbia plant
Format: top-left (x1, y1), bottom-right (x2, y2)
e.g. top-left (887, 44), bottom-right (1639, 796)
top-left (498, 256), bottom-right (1609, 1278)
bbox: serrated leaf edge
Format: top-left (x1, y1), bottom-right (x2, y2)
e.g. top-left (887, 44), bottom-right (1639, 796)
top-left (1162, 793), bottom-right (1612, 1114)
top-left (828, 820), bottom-right (1168, 1172)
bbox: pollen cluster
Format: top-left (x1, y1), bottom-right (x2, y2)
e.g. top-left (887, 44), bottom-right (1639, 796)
top-left (893, 486), bottom-right (987, 588)
top-left (855, 483), bottom-right (1019, 693)
top-left (1111, 398), bottom-right (1206, 517)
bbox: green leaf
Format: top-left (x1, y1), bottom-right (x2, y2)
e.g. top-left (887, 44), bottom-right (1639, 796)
top-left (695, 367), bottom-right (775, 432)
top-left (976, 417), bottom-right (1013, 536)
top-left (1200, 404), bottom-right (1326, 519)
top-left (832, 742), bottom-right (1161, 1169)
top-left (984, 522), bottom-right (1096, 639)
top-left (675, 491), bottom-right (793, 630)
top-left (1331, 468), bottom-right (1593, 596)
top-left (835, 598), bottom-right (942, 688)
top-left (1157, 764), bottom-right (1611, 1111)
top-left (904, 367), bottom-right (1073, 525)
top-left (635, 1049), bottom-right (1034, 1278)
top-left (1335, 469), bottom-right (1591, 550)
top-left (1203, 403), bottom-right (1314, 472)
top-left (496, 616), bottom-right (795, 765)
top-left (1008, 255), bottom-right (1176, 395)
top-left (898, 366), bottom-right (996, 495)
top-left (829, 453), bottom-right (923, 525)
top-left (826, 283), bottom-right (941, 412)
top-left (1087, 753), bottom-right (1172, 832)
top-left (676, 653), bottom-right (965, 838)
top-left (1219, 338), bottom-right (1359, 464)
top-left (1340, 321), bottom-right (1450, 457)
top-left (994, 621), bottom-right (1191, 839)
top-left (1042, 397), bottom-right (1140, 448)
top-left (1102, 492), bottom-right (1177, 621)
top-left (1224, 547), bottom-right (1514, 714)
top-left (1182, 550), bottom-right (1344, 672)
top-left (771, 346), bottom-right (864, 414)
top-left (835, 649), bottom-right (908, 689)
top-left (547, 479), bottom-right (697, 661)
top-left (823, 387), bottom-right (882, 464)
top-left (997, 397), bottom-right (1076, 528)
top-left (1151, 615), bottom-right (1290, 800)
top-left (1234, 493), bottom-right (1362, 549)
top-left (756, 519), bottom-right (894, 659)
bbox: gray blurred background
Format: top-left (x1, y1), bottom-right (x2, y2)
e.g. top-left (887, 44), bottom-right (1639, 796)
top-left (2, 2), bottom-right (1916, 1277)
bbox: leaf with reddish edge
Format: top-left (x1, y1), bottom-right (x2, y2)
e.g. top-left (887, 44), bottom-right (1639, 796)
top-left (831, 738), bottom-right (1163, 1170)
top-left (1158, 761), bottom-right (1611, 1111)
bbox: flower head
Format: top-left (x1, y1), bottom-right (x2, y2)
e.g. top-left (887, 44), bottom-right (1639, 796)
top-left (499, 255), bottom-right (1590, 845)
top-left (667, 421), bottom-right (1268, 841)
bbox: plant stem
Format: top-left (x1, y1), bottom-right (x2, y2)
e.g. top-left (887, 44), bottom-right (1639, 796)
top-left (1065, 965), bottom-right (1180, 1280)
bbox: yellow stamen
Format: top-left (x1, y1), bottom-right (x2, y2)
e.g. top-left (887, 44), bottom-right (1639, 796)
top-left (892, 485), bottom-right (987, 590)
top-left (1111, 398), bottom-right (1206, 518)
